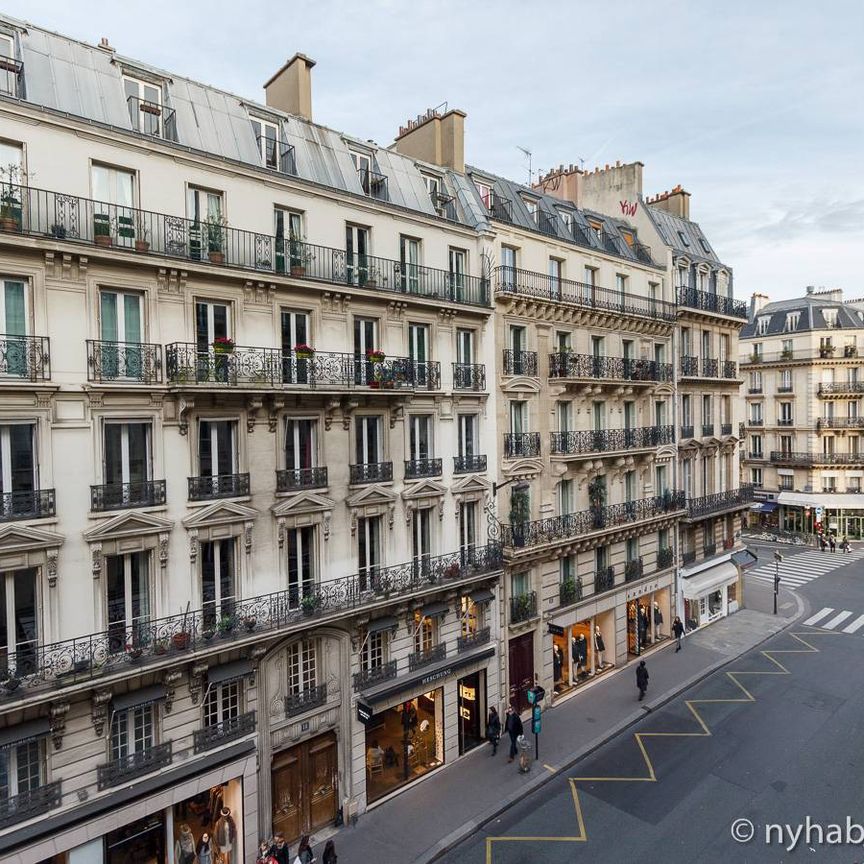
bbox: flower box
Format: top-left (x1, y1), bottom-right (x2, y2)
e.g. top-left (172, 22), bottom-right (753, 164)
top-left (366, 350), bottom-right (386, 363)
top-left (213, 337), bottom-right (235, 354)
top-left (294, 344), bottom-right (315, 360)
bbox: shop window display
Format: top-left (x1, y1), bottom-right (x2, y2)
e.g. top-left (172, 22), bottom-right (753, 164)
top-left (551, 612), bottom-right (614, 698)
top-left (627, 589), bottom-right (670, 658)
top-left (106, 814), bottom-right (166, 864)
top-left (173, 779), bottom-right (243, 864)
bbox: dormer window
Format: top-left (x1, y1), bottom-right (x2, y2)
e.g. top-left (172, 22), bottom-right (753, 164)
top-left (823, 309), bottom-right (838, 328)
top-left (123, 76), bottom-right (175, 140)
top-left (677, 230), bottom-right (691, 247)
top-left (422, 174), bottom-right (440, 197)
top-left (0, 33), bottom-right (21, 98)
top-left (784, 312), bottom-right (800, 332)
top-left (350, 150), bottom-right (386, 199)
top-left (522, 198), bottom-right (538, 223)
top-left (756, 316), bottom-right (770, 335)
top-left (699, 237), bottom-right (711, 254)
top-left (474, 181), bottom-right (493, 208)
top-left (558, 210), bottom-right (573, 232)
top-left (250, 117), bottom-right (294, 174)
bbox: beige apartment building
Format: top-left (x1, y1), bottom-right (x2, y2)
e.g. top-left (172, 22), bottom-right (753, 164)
top-left (741, 287), bottom-right (864, 538)
top-left (0, 18), bottom-right (504, 863)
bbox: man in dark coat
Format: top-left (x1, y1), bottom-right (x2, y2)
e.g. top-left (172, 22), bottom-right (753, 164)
top-left (672, 616), bottom-right (685, 652)
top-left (636, 660), bottom-right (649, 701)
top-left (269, 833), bottom-right (291, 864)
top-left (504, 705), bottom-right (523, 763)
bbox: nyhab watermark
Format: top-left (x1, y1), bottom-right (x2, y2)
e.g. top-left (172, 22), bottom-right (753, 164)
top-left (731, 817), bottom-right (864, 852)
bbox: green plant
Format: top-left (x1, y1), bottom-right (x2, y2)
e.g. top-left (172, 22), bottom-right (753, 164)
top-left (93, 215), bottom-right (113, 237)
top-left (301, 593), bottom-right (320, 614)
top-left (217, 614), bottom-right (236, 635)
top-left (205, 213), bottom-right (228, 252)
top-left (0, 163), bottom-right (31, 219)
top-left (588, 476), bottom-right (607, 508)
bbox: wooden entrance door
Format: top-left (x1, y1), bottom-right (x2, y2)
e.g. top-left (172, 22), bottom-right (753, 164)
top-left (271, 731), bottom-right (338, 843)
top-left (508, 632), bottom-right (534, 713)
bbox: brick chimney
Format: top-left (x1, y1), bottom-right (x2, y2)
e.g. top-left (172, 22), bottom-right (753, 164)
top-left (264, 53), bottom-right (315, 121)
top-left (393, 107), bottom-right (466, 173)
top-left (646, 184), bottom-right (690, 219)
top-left (749, 292), bottom-right (770, 319)
top-left (533, 164), bottom-right (583, 208)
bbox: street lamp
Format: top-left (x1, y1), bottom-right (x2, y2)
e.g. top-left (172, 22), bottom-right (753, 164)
top-left (484, 477), bottom-right (530, 541)
top-left (773, 550), bottom-right (783, 615)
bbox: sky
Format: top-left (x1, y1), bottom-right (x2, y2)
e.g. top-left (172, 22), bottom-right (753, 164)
top-left (6, 0), bottom-right (863, 302)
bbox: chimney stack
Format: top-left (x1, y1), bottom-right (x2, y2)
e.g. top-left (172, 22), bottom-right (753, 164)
top-left (647, 184), bottom-right (690, 219)
top-left (533, 164), bottom-right (583, 208)
top-left (750, 292), bottom-right (770, 320)
top-left (393, 107), bottom-right (466, 173)
top-left (264, 53), bottom-right (315, 121)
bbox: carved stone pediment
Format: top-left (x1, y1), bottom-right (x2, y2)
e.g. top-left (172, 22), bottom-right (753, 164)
top-left (182, 500), bottom-right (258, 529)
top-left (401, 478), bottom-right (447, 504)
top-left (501, 458), bottom-right (543, 478)
top-left (83, 511), bottom-right (173, 542)
top-left (271, 491), bottom-right (337, 518)
top-left (500, 377), bottom-right (541, 395)
top-left (0, 524), bottom-right (64, 554)
top-left (451, 474), bottom-right (492, 496)
top-left (345, 484), bottom-right (399, 509)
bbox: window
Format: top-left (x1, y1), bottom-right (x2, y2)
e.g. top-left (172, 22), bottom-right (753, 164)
top-left (557, 401), bottom-right (571, 433)
top-left (357, 516), bottom-right (381, 587)
top-left (103, 422), bottom-right (152, 487)
top-left (510, 571), bottom-right (529, 598)
top-left (823, 309), bottom-right (838, 328)
top-left (558, 210), bottom-right (573, 233)
top-left (99, 289), bottom-right (144, 379)
top-left (413, 609), bottom-right (436, 654)
top-left (286, 526), bottom-right (315, 606)
top-left (353, 316), bottom-right (378, 384)
top-left (592, 401), bottom-right (605, 431)
top-left (751, 468), bottom-right (763, 487)
top-left (701, 330), bottom-right (712, 359)
top-left (458, 414), bottom-right (479, 458)
top-left (250, 117), bottom-right (281, 170)
top-left (0, 567), bottom-right (37, 674)
top-left (350, 150), bottom-right (373, 193)
top-left (187, 189), bottom-right (223, 262)
top-left (92, 165), bottom-right (136, 246)
top-left (779, 435), bottom-right (792, 455)
top-left (523, 198), bottom-right (538, 222)
top-left (460, 595), bottom-right (483, 638)
top-left (198, 420), bottom-right (237, 479)
top-left (106, 552), bottom-right (150, 651)
top-left (412, 507), bottom-right (433, 564)
top-left (677, 230), bottom-right (690, 247)
top-left (655, 464), bottom-right (667, 495)
top-left (624, 470), bottom-right (636, 503)
top-left (749, 371), bottom-right (762, 391)
top-left (111, 704), bottom-right (154, 761)
top-left (682, 394), bottom-right (691, 426)
top-left (750, 403), bottom-right (763, 423)
top-left (400, 236), bottom-right (421, 293)
top-left (449, 248), bottom-right (467, 299)
top-left (784, 312), bottom-right (800, 332)
top-left (751, 434), bottom-right (763, 456)
top-left (702, 395), bottom-right (712, 426)
top-left (346, 224), bottom-right (371, 286)
top-left (616, 274), bottom-right (628, 296)
top-left (284, 418), bottom-right (318, 472)
top-left (626, 537), bottom-right (639, 562)
top-left (474, 181), bottom-right (493, 208)
top-left (0, 34), bottom-right (19, 96)
top-left (779, 369), bottom-right (792, 391)
top-left (0, 423), bottom-right (37, 517)
top-left (123, 76), bottom-right (165, 136)
top-left (287, 639), bottom-right (317, 696)
top-left (409, 414), bottom-right (434, 462)
top-left (680, 327), bottom-right (691, 356)
top-left (195, 300), bottom-right (231, 360)
top-left (459, 501), bottom-right (477, 553)
top-left (203, 680), bottom-right (240, 728)
top-left (274, 209), bottom-right (304, 273)
top-left (509, 324), bottom-right (526, 355)
top-left (362, 628), bottom-right (387, 673)
top-left (558, 479), bottom-right (573, 515)
top-left (0, 738), bottom-right (43, 800)
top-left (756, 317), bottom-right (770, 335)
top-left (509, 400), bottom-right (527, 434)
top-left (201, 539), bottom-right (235, 629)
top-left (500, 246), bottom-right (517, 290)
top-left (779, 402), bottom-right (793, 424)
top-left (778, 475), bottom-right (794, 491)
top-left (849, 477), bottom-right (862, 492)
top-left (456, 329), bottom-right (475, 365)
top-left (408, 322), bottom-right (430, 372)
top-left (823, 477), bottom-right (837, 493)
top-left (548, 258), bottom-right (562, 297)
top-left (355, 415), bottom-right (382, 465)
top-left (751, 342), bottom-right (763, 360)
top-left (422, 173), bottom-right (441, 198)
top-left (682, 458), bottom-right (693, 496)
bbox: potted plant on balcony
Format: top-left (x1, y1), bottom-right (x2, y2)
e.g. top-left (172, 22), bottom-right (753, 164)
top-left (443, 561), bottom-right (462, 580)
top-left (135, 226), bottom-right (151, 253)
top-left (846, 345), bottom-right (858, 357)
top-left (153, 639), bottom-right (169, 656)
top-left (294, 343), bottom-right (315, 361)
top-left (93, 214), bottom-right (114, 247)
top-left (301, 594), bottom-right (320, 616)
top-left (1, 668), bottom-right (20, 692)
top-left (50, 222), bottom-right (67, 240)
top-left (588, 476), bottom-right (607, 527)
top-left (365, 265), bottom-right (382, 288)
top-left (749, 351), bottom-right (761, 363)
top-left (243, 615), bottom-right (257, 632)
top-left (217, 614), bottom-right (236, 638)
top-left (366, 349), bottom-right (386, 363)
top-left (780, 347), bottom-right (793, 360)
top-left (0, 163), bottom-right (27, 232)
top-left (205, 214), bottom-right (228, 264)
top-left (820, 344), bottom-right (835, 358)
top-left (508, 487), bottom-right (530, 548)
top-left (212, 336), bottom-right (235, 355)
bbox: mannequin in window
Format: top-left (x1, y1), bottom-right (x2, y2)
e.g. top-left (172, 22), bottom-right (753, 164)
top-left (196, 833), bottom-right (214, 864)
top-left (214, 807), bottom-right (237, 864)
top-left (553, 643), bottom-right (563, 685)
top-left (594, 625), bottom-right (606, 668)
top-left (653, 601), bottom-right (663, 641)
top-left (175, 824), bottom-right (196, 864)
top-left (572, 633), bottom-right (588, 679)
top-left (638, 605), bottom-right (649, 648)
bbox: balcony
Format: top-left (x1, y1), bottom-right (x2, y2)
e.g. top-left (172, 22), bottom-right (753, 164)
top-left (504, 432), bottom-right (541, 458)
top-left (550, 426), bottom-right (675, 456)
top-left (685, 485), bottom-right (756, 519)
top-left (502, 349), bottom-right (538, 376)
top-left (454, 454), bottom-right (487, 474)
top-left (819, 382), bottom-right (864, 397)
top-left (284, 684), bottom-right (328, 718)
top-left (549, 352), bottom-right (673, 384)
top-left (680, 425), bottom-right (694, 439)
top-left (677, 286), bottom-right (748, 319)
top-left (747, 418), bottom-right (764, 427)
top-left (0, 53), bottom-right (23, 97)
top-left (357, 167), bottom-right (388, 201)
top-left (538, 211), bottom-right (559, 237)
top-left (453, 362), bottom-right (486, 390)
top-left (486, 194), bottom-right (514, 223)
top-left (624, 558), bottom-right (644, 583)
top-left (502, 492), bottom-right (686, 550)
top-left (680, 356), bottom-right (699, 376)
top-left (97, 741), bottom-right (173, 790)
top-left (353, 659), bottom-right (398, 691)
top-left (657, 546), bottom-right (675, 569)
top-left (408, 643), bottom-right (447, 672)
top-left (777, 418), bottom-right (794, 427)
top-left (817, 417), bottom-right (864, 431)
top-left (188, 473), bottom-right (250, 501)
top-left (701, 423), bottom-right (715, 437)
top-left (682, 550), bottom-right (697, 566)
top-left (771, 451), bottom-right (864, 466)
top-left (126, 96), bottom-right (178, 141)
top-left (430, 191), bottom-right (457, 221)
top-left (86, 339), bottom-right (163, 385)
top-left (496, 267), bottom-right (676, 322)
top-left (703, 542), bottom-right (717, 557)
top-left (256, 134), bottom-right (297, 175)
top-left (510, 591), bottom-right (537, 624)
top-left (193, 710), bottom-right (257, 754)
top-left (91, 479), bottom-right (166, 512)
top-left (1, 489), bottom-right (56, 522)
top-left (747, 451), bottom-right (765, 460)
top-left (777, 385), bottom-right (793, 393)
top-left (0, 780), bottom-right (62, 829)
top-left (405, 458), bottom-right (443, 480)
top-left (722, 360), bottom-right (738, 379)
top-left (702, 358), bottom-right (719, 378)
top-left (457, 626), bottom-right (491, 653)
top-left (0, 182), bottom-right (491, 308)
top-left (350, 461), bottom-right (393, 485)
top-left (594, 566), bottom-right (615, 594)
top-left (748, 386), bottom-right (763, 394)
top-left (0, 334), bottom-right (51, 381)
top-left (276, 467), bottom-right (329, 491)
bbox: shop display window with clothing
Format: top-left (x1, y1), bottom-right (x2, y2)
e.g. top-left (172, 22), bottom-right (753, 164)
top-left (627, 588), bottom-right (670, 658)
top-left (551, 611), bottom-right (614, 698)
top-left (173, 779), bottom-right (243, 864)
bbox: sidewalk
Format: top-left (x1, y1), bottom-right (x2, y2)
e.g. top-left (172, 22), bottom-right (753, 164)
top-left (333, 605), bottom-right (798, 864)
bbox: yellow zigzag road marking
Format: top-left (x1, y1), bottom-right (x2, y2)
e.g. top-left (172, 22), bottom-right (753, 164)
top-left (485, 630), bottom-right (841, 863)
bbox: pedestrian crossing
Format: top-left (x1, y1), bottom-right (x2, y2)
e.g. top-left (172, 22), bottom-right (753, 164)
top-left (803, 607), bottom-right (864, 633)
top-left (746, 548), bottom-right (864, 592)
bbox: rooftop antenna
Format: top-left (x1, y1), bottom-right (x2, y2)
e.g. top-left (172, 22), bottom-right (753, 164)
top-left (517, 146), bottom-right (533, 185)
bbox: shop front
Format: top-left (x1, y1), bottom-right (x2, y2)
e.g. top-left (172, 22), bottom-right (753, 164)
top-left (777, 491), bottom-right (864, 539)
top-left (549, 610), bottom-right (615, 699)
top-left (457, 670), bottom-right (486, 755)
top-left (508, 632), bottom-right (534, 712)
top-left (626, 586), bottom-right (671, 658)
top-left (681, 559), bottom-right (739, 630)
top-left (173, 778), bottom-right (243, 864)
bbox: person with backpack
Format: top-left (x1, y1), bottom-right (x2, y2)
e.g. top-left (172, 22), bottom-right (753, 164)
top-left (636, 660), bottom-right (649, 701)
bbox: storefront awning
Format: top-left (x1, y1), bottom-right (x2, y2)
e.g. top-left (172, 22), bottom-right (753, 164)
top-left (209, 660), bottom-right (253, 685)
top-left (367, 615), bottom-right (399, 634)
top-left (0, 717), bottom-right (50, 750)
top-left (732, 549), bottom-right (758, 569)
top-left (420, 601), bottom-right (449, 619)
top-left (112, 684), bottom-right (167, 712)
top-left (682, 561), bottom-right (738, 600)
top-left (469, 588), bottom-right (495, 604)
top-left (751, 502), bottom-right (779, 513)
top-left (777, 491), bottom-right (864, 510)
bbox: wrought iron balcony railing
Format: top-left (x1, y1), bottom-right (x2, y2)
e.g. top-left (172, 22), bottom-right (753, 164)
top-left (702, 423), bottom-right (715, 437)
top-left (502, 492), bottom-right (685, 549)
top-left (405, 458), bottom-right (443, 480)
top-left (91, 479), bottom-right (166, 511)
top-left (193, 710), bottom-right (257, 754)
top-left (0, 334), bottom-right (51, 381)
top-left (771, 451), bottom-right (864, 466)
top-left (358, 167), bottom-right (389, 200)
top-left (686, 485), bottom-right (755, 518)
top-left (353, 659), bottom-right (398, 691)
top-left (624, 558), bottom-right (644, 583)
top-left (0, 182), bottom-right (491, 307)
top-left (276, 467), bottom-right (329, 491)
top-left (748, 386), bottom-right (763, 394)
top-left (126, 96), bottom-right (178, 141)
top-left (657, 546), bottom-right (675, 569)
top-left (777, 418), bottom-right (794, 426)
top-left (722, 360), bottom-right (738, 379)
top-left (702, 358), bottom-right (719, 378)
top-left (819, 382), bottom-right (864, 396)
top-left (0, 780), bottom-right (62, 829)
top-left (549, 352), bottom-right (673, 383)
top-left (502, 349), bottom-right (538, 376)
top-left (680, 425), bottom-right (694, 438)
top-left (408, 642), bottom-right (447, 672)
top-left (454, 454), bottom-right (487, 474)
top-left (97, 741), bottom-right (173, 790)
top-left (496, 266), bottom-right (676, 322)
top-left (682, 550), bottom-right (697, 566)
top-left (703, 542), bottom-right (717, 557)
top-left (285, 683), bottom-right (328, 718)
top-left (188, 473), bottom-right (250, 501)
top-left (457, 626), bottom-right (491, 653)
top-left (594, 566), bottom-right (616, 594)
top-left (677, 286), bottom-right (748, 319)
top-left (0, 53), bottom-right (23, 98)
top-left (680, 356), bottom-right (699, 376)
top-left (538, 210), bottom-right (558, 237)
top-left (1, 488), bottom-right (56, 522)
top-left (743, 347), bottom-right (864, 364)
top-left (777, 386), bottom-right (793, 394)
top-left (350, 461), bottom-right (393, 484)
top-left (721, 423), bottom-right (733, 436)
top-left (817, 417), bottom-right (864, 430)
top-left (559, 578), bottom-right (583, 607)
top-left (747, 418), bottom-right (764, 427)
top-left (453, 362), bottom-right (486, 390)
top-left (485, 193), bottom-right (513, 223)
top-left (747, 451), bottom-right (765, 460)
top-left (256, 134), bottom-right (297, 175)
top-left (86, 339), bottom-right (163, 384)
top-left (550, 425), bottom-right (675, 456)
top-left (3, 543), bottom-right (502, 697)
top-left (510, 591), bottom-right (537, 624)
top-left (504, 432), bottom-right (541, 458)
top-left (430, 191), bottom-right (457, 220)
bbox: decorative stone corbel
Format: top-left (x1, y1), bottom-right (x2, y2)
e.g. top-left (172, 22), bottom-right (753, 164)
top-left (350, 511), bottom-right (358, 537)
top-left (46, 549), bottom-right (59, 589)
top-left (323, 511), bottom-right (332, 541)
top-left (50, 701), bottom-right (70, 750)
top-left (159, 533), bottom-right (169, 572)
top-left (324, 398), bottom-right (340, 432)
top-left (248, 643), bottom-right (268, 687)
top-left (244, 522), bottom-right (254, 555)
top-left (177, 396), bottom-right (195, 436)
top-left (277, 518), bottom-right (287, 549)
top-left (438, 498), bottom-right (445, 521)
top-left (247, 397), bottom-right (263, 433)
top-left (189, 662), bottom-right (210, 705)
top-left (404, 501), bottom-right (415, 525)
top-left (189, 530), bottom-right (199, 563)
top-left (388, 504), bottom-right (395, 531)
top-left (91, 544), bottom-right (103, 580)
top-left (341, 398), bottom-right (359, 432)
top-left (390, 404), bottom-right (405, 430)
top-left (91, 689), bottom-right (112, 737)
top-left (269, 397), bottom-right (285, 433)
top-left (163, 669), bottom-right (184, 714)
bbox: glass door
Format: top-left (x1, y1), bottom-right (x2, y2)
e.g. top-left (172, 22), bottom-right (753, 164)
top-left (287, 526), bottom-right (315, 607)
top-left (106, 552), bottom-right (149, 653)
top-left (281, 309), bottom-right (311, 384)
top-left (104, 422), bottom-right (151, 492)
top-left (401, 236), bottom-right (421, 294)
top-left (346, 224), bottom-right (369, 286)
top-left (187, 188), bottom-right (223, 262)
top-left (201, 539), bottom-right (235, 630)
top-left (198, 420), bottom-right (236, 486)
top-left (0, 279), bottom-right (28, 377)
top-left (0, 424), bottom-right (35, 519)
top-left (91, 165), bottom-right (135, 247)
top-left (100, 290), bottom-right (143, 380)
top-left (195, 300), bottom-right (230, 382)
top-left (409, 323), bottom-right (429, 386)
top-left (357, 516), bottom-right (381, 591)
top-left (353, 317), bottom-right (378, 385)
top-left (0, 568), bottom-right (38, 675)
top-left (275, 208), bottom-right (304, 274)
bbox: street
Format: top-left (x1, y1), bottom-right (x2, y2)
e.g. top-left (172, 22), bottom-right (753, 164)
top-left (436, 552), bottom-right (864, 863)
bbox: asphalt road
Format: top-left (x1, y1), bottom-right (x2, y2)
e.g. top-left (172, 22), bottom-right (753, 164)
top-left (438, 553), bottom-right (864, 864)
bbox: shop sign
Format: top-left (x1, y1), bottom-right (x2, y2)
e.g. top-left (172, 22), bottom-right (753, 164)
top-left (356, 701), bottom-right (374, 725)
top-left (421, 667), bottom-right (454, 686)
top-left (626, 580), bottom-right (659, 601)
top-left (547, 623), bottom-right (565, 636)
top-left (459, 683), bottom-right (476, 701)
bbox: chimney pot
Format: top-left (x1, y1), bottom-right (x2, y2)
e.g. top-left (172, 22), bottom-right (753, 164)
top-left (264, 53), bottom-right (316, 121)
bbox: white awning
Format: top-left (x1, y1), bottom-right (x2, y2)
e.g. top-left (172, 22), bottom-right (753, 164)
top-left (778, 491), bottom-right (864, 510)
top-left (681, 562), bottom-right (738, 599)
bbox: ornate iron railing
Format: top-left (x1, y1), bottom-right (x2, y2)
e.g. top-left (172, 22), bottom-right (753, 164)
top-left (86, 339), bottom-right (163, 384)
top-left (504, 432), bottom-right (541, 458)
top-left (0, 334), bottom-right (51, 381)
top-left (193, 710), bottom-right (257, 753)
top-left (722, 360), bottom-right (738, 379)
top-left (680, 356), bottom-right (699, 376)
top-left (353, 659), bottom-right (398, 690)
top-left (682, 550), bottom-right (697, 566)
top-left (349, 461), bottom-right (393, 484)
top-left (502, 492), bottom-right (685, 549)
top-left (550, 425), bottom-right (674, 455)
top-left (0, 780), bottom-right (62, 829)
top-left (681, 425), bottom-right (694, 438)
top-left (721, 423), bottom-right (733, 436)
top-left (408, 643), bottom-right (447, 672)
top-left (703, 542), bottom-right (717, 557)
top-left (771, 451), bottom-right (864, 466)
top-left (677, 286), bottom-right (747, 319)
top-left (496, 266), bottom-right (676, 322)
top-left (594, 566), bottom-right (616, 594)
top-left (90, 479), bottom-right (166, 511)
top-left (502, 349), bottom-right (538, 376)
top-left (657, 546), bottom-right (675, 569)
top-left (256, 134), bottom-right (297, 175)
top-left (744, 347), bottom-right (864, 364)
top-left (549, 352), bottom-right (673, 383)
top-left (777, 418), bottom-right (794, 426)
top-left (702, 423), bottom-right (715, 437)
top-left (510, 591), bottom-right (537, 624)
top-left (188, 473), bottom-right (250, 501)
top-left (454, 454), bottom-right (487, 474)
top-left (126, 95), bottom-right (177, 141)
top-left (486, 194), bottom-right (513, 223)
top-left (0, 488), bottom-right (56, 522)
top-left (702, 358), bottom-right (719, 378)
top-left (0, 182), bottom-right (491, 307)
top-left (430, 191), bottom-right (457, 220)
top-left (97, 741), bottom-right (173, 790)
top-left (0, 53), bottom-right (23, 98)
top-left (686, 485), bottom-right (755, 518)
top-left (2, 543), bottom-right (502, 696)
top-left (559, 578), bottom-right (583, 606)
top-left (457, 626), bottom-right (491, 653)
top-left (405, 458), bottom-right (443, 480)
top-left (538, 210), bottom-right (558, 237)
top-left (276, 467), bottom-right (329, 491)
top-left (747, 418), bottom-right (764, 427)
top-left (358, 167), bottom-right (388, 200)
top-left (817, 417), bottom-right (864, 430)
top-left (453, 362), bottom-right (486, 390)
top-left (748, 386), bottom-right (763, 394)
top-left (624, 558), bottom-right (644, 583)
top-left (819, 382), bottom-right (864, 396)
top-left (285, 684), bottom-right (328, 718)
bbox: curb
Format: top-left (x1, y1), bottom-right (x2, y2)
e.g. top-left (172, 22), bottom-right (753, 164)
top-left (421, 616), bottom-right (800, 863)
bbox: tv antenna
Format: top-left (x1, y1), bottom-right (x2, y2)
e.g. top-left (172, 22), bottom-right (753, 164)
top-left (517, 146), bottom-right (533, 185)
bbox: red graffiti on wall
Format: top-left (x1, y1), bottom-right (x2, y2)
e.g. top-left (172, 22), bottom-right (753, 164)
top-left (620, 200), bottom-right (637, 217)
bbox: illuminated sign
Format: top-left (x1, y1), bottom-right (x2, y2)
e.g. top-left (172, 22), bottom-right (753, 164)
top-left (459, 684), bottom-right (475, 701)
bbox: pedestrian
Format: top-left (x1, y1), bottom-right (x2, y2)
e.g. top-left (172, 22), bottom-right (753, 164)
top-left (504, 705), bottom-right (523, 763)
top-left (819, 534), bottom-right (827, 552)
top-left (270, 833), bottom-right (291, 864)
top-left (830, 535), bottom-right (836, 553)
top-left (636, 660), bottom-right (649, 701)
top-left (258, 840), bottom-right (278, 864)
top-left (842, 535), bottom-right (851, 553)
top-left (322, 839), bottom-right (337, 864)
top-left (486, 705), bottom-right (501, 755)
top-left (295, 834), bottom-right (314, 864)
top-left (672, 616), bottom-right (685, 652)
